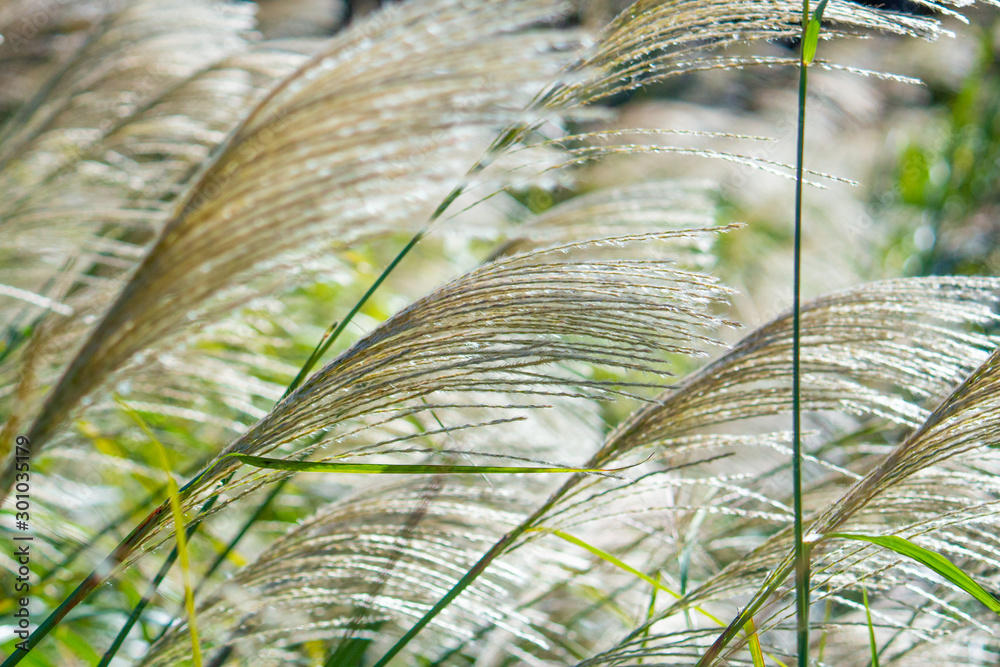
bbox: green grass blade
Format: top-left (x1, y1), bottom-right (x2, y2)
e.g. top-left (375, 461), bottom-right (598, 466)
top-left (863, 585), bottom-right (880, 667)
top-left (831, 533), bottom-right (1000, 615)
top-left (802, 20), bottom-right (820, 64)
top-left (156, 454), bottom-right (202, 667)
top-left (227, 453), bottom-right (626, 476)
top-left (322, 622), bottom-right (383, 667)
top-left (744, 616), bottom-right (767, 667)
top-left (117, 400), bottom-right (203, 667)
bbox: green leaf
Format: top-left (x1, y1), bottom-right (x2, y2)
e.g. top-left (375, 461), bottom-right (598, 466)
top-left (227, 453), bottom-right (627, 476)
top-left (540, 530), bottom-right (693, 599)
top-left (811, 0), bottom-right (831, 24)
top-left (862, 585), bottom-right (880, 667)
top-left (831, 533), bottom-right (1000, 615)
top-left (117, 398), bottom-right (203, 667)
top-left (745, 615), bottom-right (767, 667)
top-left (802, 0), bottom-right (831, 64)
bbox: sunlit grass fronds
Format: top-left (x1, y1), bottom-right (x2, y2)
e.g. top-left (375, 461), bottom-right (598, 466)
top-left (359, 277), bottom-right (999, 664)
top-left (4, 0), bottom-right (1000, 665)
top-left (610, 457), bottom-right (1000, 661)
top-left (497, 180), bottom-right (721, 260)
top-left (126, 230), bottom-right (737, 552)
top-left (686, 466), bottom-right (1000, 664)
top-left (549, 0), bottom-right (956, 108)
top-left (815, 345), bottom-right (1000, 536)
top-left (586, 276), bottom-right (1000, 468)
top-left (345, 274), bottom-right (1000, 664)
top-left (0, 4), bottom-right (295, 330)
top-left (0, 218), bottom-right (737, 659)
top-left (3, 0), bottom-right (590, 484)
top-left (0, 0), bottom-right (253, 171)
top-left (0, 0), bottom-right (281, 456)
top-left (831, 533), bottom-right (1000, 614)
top-left (494, 277), bottom-right (1000, 664)
top-left (142, 478), bottom-right (552, 666)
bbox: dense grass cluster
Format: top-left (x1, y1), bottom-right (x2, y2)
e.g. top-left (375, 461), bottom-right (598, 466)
top-left (2, 1), bottom-right (1000, 665)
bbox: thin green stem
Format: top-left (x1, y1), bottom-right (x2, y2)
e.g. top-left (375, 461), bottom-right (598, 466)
top-left (281, 127), bottom-right (522, 399)
top-left (793, 1), bottom-right (812, 664)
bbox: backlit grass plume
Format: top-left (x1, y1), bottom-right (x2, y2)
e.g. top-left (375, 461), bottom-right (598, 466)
top-left (2, 0), bottom-right (1000, 666)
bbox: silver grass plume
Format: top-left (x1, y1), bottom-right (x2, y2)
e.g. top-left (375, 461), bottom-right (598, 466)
top-left (0, 0), bottom-right (311, 456)
top-left (2, 0), bottom-right (964, 485)
top-left (115, 228), bottom-right (737, 560)
top-left (562, 278), bottom-right (1000, 664)
top-left (143, 478), bottom-right (567, 666)
top-left (0, 0), bottom-right (589, 484)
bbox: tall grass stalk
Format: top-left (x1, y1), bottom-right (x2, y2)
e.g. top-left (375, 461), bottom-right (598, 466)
top-left (792, 0), bottom-right (811, 663)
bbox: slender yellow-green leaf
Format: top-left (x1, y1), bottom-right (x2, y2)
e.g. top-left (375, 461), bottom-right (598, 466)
top-left (863, 586), bottom-right (880, 667)
top-left (534, 528), bottom-right (722, 622)
top-left (744, 616), bottom-right (766, 667)
top-left (831, 533), bottom-right (1000, 615)
top-left (802, 20), bottom-right (820, 64)
top-left (550, 529), bottom-right (759, 649)
top-left (227, 453), bottom-right (627, 476)
top-left (817, 599), bottom-right (832, 663)
top-left (117, 399), bottom-right (203, 667)
top-left (537, 529), bottom-right (783, 666)
top-left (802, 0), bottom-right (830, 64)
